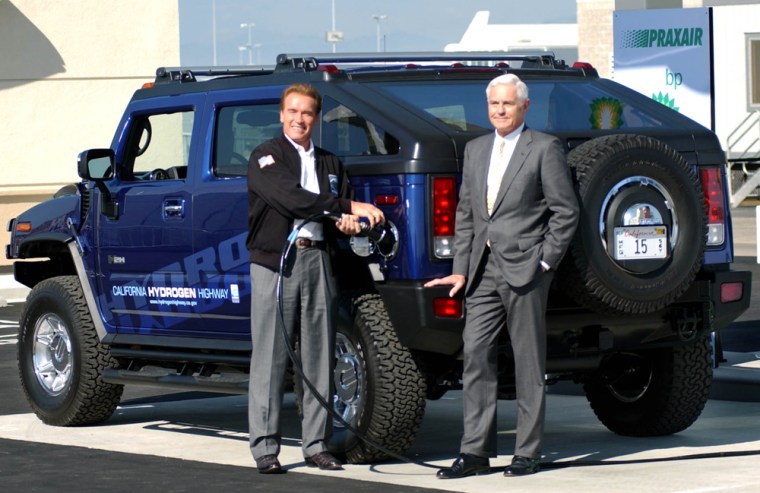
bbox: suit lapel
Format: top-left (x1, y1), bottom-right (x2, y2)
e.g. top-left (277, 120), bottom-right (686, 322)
top-left (492, 128), bottom-right (532, 214)
top-left (475, 134), bottom-right (495, 219)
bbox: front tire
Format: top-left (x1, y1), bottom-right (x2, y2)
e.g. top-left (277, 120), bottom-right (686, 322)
top-left (583, 336), bottom-right (713, 436)
top-left (18, 276), bottom-right (123, 426)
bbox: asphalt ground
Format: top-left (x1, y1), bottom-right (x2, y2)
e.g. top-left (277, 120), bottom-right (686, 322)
top-left (1, 206), bottom-right (760, 492)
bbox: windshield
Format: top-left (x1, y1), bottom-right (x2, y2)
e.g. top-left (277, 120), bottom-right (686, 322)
top-left (374, 79), bottom-right (692, 133)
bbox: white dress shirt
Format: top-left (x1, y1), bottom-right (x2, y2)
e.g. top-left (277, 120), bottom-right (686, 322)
top-left (286, 135), bottom-right (324, 241)
top-left (486, 124), bottom-right (523, 215)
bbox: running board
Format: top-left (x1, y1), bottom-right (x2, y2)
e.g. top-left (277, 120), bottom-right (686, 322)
top-left (102, 368), bottom-right (249, 395)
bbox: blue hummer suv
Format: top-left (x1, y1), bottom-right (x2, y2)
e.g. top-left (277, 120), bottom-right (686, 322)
top-left (6, 53), bottom-right (751, 463)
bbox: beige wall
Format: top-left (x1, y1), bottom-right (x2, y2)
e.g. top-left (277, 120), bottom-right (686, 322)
top-left (577, 0), bottom-right (615, 78)
top-left (0, 0), bottom-right (180, 266)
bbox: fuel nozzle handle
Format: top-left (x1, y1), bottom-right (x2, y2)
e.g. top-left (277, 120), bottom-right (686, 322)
top-left (326, 213), bottom-right (397, 257)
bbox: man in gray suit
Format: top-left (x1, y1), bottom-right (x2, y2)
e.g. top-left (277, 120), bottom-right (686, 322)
top-left (425, 73), bottom-right (578, 478)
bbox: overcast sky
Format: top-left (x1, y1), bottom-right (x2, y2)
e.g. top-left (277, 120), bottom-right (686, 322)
top-left (179, 0), bottom-right (577, 66)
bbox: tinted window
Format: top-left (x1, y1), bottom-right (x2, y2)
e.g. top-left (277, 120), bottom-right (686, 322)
top-left (214, 104), bottom-right (281, 177)
top-left (320, 97), bottom-right (399, 157)
top-left (121, 110), bottom-right (193, 181)
top-left (375, 79), bottom-right (685, 133)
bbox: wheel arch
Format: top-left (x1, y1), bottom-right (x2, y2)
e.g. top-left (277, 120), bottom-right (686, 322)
top-left (15, 235), bottom-right (76, 288)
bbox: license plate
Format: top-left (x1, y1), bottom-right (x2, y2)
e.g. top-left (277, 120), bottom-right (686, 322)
top-left (614, 226), bottom-right (667, 260)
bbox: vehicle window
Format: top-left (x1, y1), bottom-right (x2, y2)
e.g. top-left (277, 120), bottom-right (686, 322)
top-left (320, 97), bottom-right (399, 157)
top-left (374, 79), bottom-right (684, 133)
top-left (121, 110), bottom-right (193, 181)
top-left (214, 104), bottom-right (280, 177)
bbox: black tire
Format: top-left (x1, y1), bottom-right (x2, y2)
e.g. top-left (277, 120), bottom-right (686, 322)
top-left (297, 294), bottom-right (427, 464)
top-left (558, 134), bottom-right (707, 314)
top-left (18, 276), bottom-right (123, 426)
top-left (583, 336), bottom-right (712, 436)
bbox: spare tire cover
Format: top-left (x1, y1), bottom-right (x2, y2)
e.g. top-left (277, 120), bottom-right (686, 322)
top-left (557, 134), bottom-right (707, 314)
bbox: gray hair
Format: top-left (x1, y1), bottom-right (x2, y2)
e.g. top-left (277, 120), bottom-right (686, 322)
top-left (486, 74), bottom-right (529, 102)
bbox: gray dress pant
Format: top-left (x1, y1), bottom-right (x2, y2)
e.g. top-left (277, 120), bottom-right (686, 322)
top-left (248, 247), bottom-right (337, 460)
top-left (460, 249), bottom-right (552, 459)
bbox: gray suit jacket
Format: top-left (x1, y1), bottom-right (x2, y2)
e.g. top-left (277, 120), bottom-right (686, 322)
top-left (452, 127), bottom-right (579, 292)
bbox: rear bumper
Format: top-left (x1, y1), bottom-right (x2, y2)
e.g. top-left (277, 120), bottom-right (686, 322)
top-left (376, 282), bottom-right (464, 355)
top-left (376, 269), bottom-right (752, 357)
top-left (682, 269), bottom-right (752, 330)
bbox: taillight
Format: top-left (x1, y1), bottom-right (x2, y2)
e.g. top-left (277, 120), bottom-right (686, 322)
top-left (720, 281), bottom-right (744, 303)
top-left (433, 297), bottom-right (463, 318)
top-left (700, 167), bottom-right (725, 246)
top-left (432, 176), bottom-right (456, 258)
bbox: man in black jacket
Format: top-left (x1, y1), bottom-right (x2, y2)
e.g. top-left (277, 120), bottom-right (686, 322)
top-left (246, 83), bottom-right (383, 474)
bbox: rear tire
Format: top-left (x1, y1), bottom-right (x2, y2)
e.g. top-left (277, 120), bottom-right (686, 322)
top-left (583, 336), bottom-right (712, 436)
top-left (295, 294), bottom-right (427, 463)
top-left (18, 276), bottom-right (123, 426)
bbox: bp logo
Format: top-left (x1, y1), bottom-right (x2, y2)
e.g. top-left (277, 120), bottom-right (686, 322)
top-left (589, 97), bottom-right (625, 130)
top-left (652, 92), bottom-right (680, 112)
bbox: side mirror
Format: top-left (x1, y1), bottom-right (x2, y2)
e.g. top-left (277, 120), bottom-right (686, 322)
top-left (78, 149), bottom-right (114, 181)
top-left (77, 148), bottom-right (118, 219)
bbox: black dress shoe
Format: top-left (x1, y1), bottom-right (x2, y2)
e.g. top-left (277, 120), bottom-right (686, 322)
top-left (436, 453), bottom-right (491, 479)
top-left (504, 455), bottom-right (540, 476)
top-left (305, 452), bottom-right (344, 470)
top-left (255, 454), bottom-right (284, 474)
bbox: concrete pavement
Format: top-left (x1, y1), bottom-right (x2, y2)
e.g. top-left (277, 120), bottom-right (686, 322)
top-left (1, 390), bottom-right (760, 493)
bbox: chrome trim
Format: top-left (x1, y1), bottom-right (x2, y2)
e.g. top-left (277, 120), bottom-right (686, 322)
top-left (68, 241), bottom-right (108, 341)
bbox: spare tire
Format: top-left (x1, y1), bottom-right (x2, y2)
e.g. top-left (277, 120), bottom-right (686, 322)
top-left (558, 134), bottom-right (706, 314)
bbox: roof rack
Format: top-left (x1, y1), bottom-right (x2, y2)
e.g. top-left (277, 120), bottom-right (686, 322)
top-left (151, 51), bottom-right (570, 86)
top-left (275, 51), bottom-right (563, 70)
top-left (153, 65), bottom-right (275, 85)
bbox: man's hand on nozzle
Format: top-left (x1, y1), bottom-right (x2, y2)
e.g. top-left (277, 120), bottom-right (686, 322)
top-left (350, 200), bottom-right (384, 228)
top-left (423, 274), bottom-right (465, 298)
top-left (335, 214), bottom-right (362, 235)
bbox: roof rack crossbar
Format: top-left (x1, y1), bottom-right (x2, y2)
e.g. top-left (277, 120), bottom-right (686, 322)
top-left (153, 66), bottom-right (275, 85)
top-left (275, 51), bottom-right (558, 69)
top-left (277, 51), bottom-right (555, 64)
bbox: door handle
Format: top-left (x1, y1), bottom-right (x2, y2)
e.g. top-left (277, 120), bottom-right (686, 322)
top-left (163, 198), bottom-right (185, 219)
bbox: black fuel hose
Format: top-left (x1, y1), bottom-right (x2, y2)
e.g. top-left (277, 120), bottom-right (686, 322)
top-left (276, 212), bottom-right (441, 469)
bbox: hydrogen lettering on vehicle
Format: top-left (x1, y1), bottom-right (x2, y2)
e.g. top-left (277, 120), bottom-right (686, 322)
top-left (99, 232), bottom-right (249, 329)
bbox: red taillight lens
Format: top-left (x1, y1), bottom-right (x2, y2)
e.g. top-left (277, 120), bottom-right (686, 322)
top-left (699, 167), bottom-right (725, 246)
top-left (433, 297), bottom-right (463, 318)
top-left (432, 176), bottom-right (457, 258)
top-left (700, 167), bottom-right (725, 223)
top-left (374, 194), bottom-right (399, 206)
top-left (720, 282), bottom-right (744, 303)
top-left (432, 177), bottom-right (456, 237)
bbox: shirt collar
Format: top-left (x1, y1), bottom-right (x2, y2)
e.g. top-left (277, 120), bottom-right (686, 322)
top-left (284, 134), bottom-right (314, 155)
top-left (495, 123), bottom-right (525, 143)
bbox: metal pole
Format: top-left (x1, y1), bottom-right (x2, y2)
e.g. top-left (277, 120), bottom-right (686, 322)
top-left (241, 23), bottom-right (254, 65)
top-left (372, 15), bottom-right (387, 53)
top-left (212, 0), bottom-right (217, 65)
top-left (331, 0), bottom-right (336, 53)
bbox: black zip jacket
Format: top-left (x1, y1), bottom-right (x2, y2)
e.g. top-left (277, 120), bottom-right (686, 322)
top-left (246, 134), bottom-right (353, 270)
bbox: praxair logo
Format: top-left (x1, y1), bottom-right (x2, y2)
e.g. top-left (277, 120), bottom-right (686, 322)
top-left (621, 27), bottom-right (703, 48)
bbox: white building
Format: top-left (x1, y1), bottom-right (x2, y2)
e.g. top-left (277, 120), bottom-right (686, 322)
top-left (445, 11), bottom-right (579, 65)
top-left (0, 1), bottom-right (180, 267)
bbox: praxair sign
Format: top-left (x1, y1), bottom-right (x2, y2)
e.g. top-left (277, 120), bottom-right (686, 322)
top-left (614, 8), bottom-right (712, 129)
top-left (620, 27), bottom-right (704, 48)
